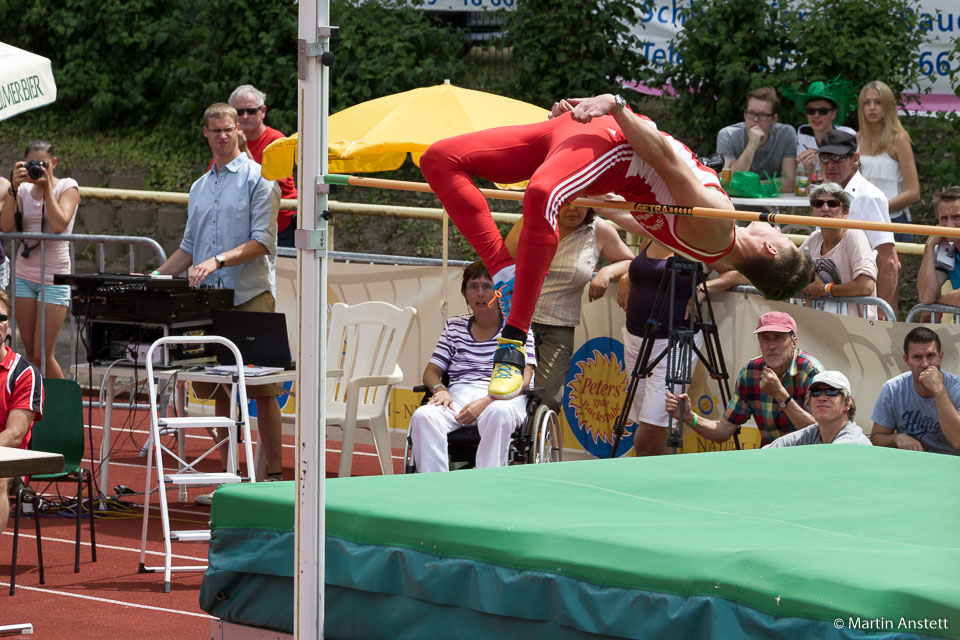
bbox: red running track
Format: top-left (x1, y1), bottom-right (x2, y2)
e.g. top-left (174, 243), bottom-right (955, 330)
top-left (1, 403), bottom-right (403, 639)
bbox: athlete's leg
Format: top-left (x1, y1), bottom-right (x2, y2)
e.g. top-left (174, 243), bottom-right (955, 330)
top-left (491, 117), bottom-right (630, 398)
top-left (420, 120), bottom-right (558, 277)
top-left (506, 116), bottom-right (629, 335)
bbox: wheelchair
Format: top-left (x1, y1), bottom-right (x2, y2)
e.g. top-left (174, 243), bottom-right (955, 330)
top-left (402, 381), bottom-right (563, 473)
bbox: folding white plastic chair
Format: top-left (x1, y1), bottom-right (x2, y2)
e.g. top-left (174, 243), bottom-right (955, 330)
top-left (326, 301), bottom-right (416, 477)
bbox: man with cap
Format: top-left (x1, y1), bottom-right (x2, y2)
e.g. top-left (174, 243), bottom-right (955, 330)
top-left (781, 78), bottom-right (857, 177)
top-left (666, 311), bottom-right (824, 447)
top-left (764, 371), bottom-right (871, 447)
top-left (818, 129), bottom-right (900, 319)
top-left (870, 327), bottom-right (960, 455)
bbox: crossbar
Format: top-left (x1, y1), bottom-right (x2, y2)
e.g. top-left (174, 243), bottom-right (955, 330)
top-left (325, 173), bottom-right (960, 240)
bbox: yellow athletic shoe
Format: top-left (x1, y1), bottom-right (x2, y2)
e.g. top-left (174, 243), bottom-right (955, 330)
top-left (489, 337), bottom-right (525, 400)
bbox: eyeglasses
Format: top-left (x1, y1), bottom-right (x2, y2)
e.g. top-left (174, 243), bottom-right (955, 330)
top-left (818, 152), bottom-right (852, 164)
top-left (811, 199), bottom-right (842, 209)
top-left (0, 314), bottom-right (8, 323)
top-left (809, 387), bottom-right (842, 397)
top-left (465, 282), bottom-right (493, 292)
top-left (806, 106), bottom-right (834, 116)
top-left (744, 110), bottom-right (774, 121)
top-left (207, 126), bottom-right (236, 136)
top-left (235, 107), bottom-right (262, 116)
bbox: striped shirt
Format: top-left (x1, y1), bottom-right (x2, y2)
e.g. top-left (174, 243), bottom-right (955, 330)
top-left (430, 315), bottom-right (537, 386)
top-left (723, 350), bottom-right (823, 446)
top-left (533, 220), bottom-right (599, 327)
top-left (0, 348), bottom-right (43, 449)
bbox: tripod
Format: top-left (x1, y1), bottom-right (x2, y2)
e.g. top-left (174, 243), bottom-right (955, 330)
top-left (610, 257), bottom-right (737, 457)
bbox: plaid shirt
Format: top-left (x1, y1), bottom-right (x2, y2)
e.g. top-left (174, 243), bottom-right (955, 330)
top-left (723, 349), bottom-right (823, 445)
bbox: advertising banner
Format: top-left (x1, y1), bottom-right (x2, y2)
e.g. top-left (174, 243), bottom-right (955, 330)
top-left (295, 260), bottom-right (960, 458)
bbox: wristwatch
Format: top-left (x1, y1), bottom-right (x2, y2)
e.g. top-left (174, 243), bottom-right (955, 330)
top-left (612, 94), bottom-right (627, 115)
top-left (215, 254), bottom-right (227, 269)
top-left (778, 397), bottom-right (791, 410)
top-left (431, 383), bottom-right (446, 393)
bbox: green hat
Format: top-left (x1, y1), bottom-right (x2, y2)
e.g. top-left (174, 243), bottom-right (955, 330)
top-left (781, 76), bottom-right (858, 124)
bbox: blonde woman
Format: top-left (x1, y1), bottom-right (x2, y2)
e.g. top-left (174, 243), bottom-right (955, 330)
top-left (856, 81), bottom-right (920, 242)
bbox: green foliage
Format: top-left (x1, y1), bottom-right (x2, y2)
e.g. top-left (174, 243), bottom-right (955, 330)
top-left (494, 0), bottom-right (651, 106)
top-left (0, 110), bottom-right (206, 192)
top-left (902, 111), bottom-right (960, 224)
top-left (0, 0), bottom-right (470, 130)
top-left (654, 0), bottom-right (928, 152)
top-left (330, 0), bottom-right (469, 112)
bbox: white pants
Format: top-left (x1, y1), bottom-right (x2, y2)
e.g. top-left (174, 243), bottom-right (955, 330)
top-left (622, 327), bottom-right (704, 427)
top-left (410, 381), bottom-right (527, 472)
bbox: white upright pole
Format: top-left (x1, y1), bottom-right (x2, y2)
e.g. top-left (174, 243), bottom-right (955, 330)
top-left (295, 0), bottom-right (331, 637)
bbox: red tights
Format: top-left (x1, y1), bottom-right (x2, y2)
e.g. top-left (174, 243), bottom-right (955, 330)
top-left (420, 114), bottom-right (629, 334)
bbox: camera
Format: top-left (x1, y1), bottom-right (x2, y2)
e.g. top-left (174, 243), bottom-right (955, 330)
top-left (25, 159), bottom-right (48, 180)
top-left (936, 241), bottom-right (956, 271)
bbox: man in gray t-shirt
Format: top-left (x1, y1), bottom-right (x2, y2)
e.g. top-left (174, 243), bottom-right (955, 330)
top-left (716, 86), bottom-right (797, 193)
top-left (871, 327), bottom-right (960, 455)
top-left (765, 370), bottom-right (871, 447)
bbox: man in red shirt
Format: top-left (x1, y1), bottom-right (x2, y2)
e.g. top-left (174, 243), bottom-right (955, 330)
top-left (0, 290), bottom-right (44, 532)
top-left (229, 84), bottom-right (298, 247)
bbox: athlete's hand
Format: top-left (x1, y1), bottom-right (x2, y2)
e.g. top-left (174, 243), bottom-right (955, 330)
top-left (550, 99), bottom-right (574, 119)
top-left (567, 94), bottom-right (617, 124)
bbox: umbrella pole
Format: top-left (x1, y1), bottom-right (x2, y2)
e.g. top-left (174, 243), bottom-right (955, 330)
top-left (442, 209), bottom-right (449, 323)
top-left (323, 173), bottom-right (960, 240)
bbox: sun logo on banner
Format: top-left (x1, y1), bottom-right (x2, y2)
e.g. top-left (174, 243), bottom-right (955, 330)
top-left (563, 337), bottom-right (633, 458)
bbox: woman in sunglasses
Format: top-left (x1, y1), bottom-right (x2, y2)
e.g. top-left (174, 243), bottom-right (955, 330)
top-left (798, 182), bottom-right (877, 319)
top-left (0, 140), bottom-right (79, 378)
top-left (857, 80), bottom-right (920, 243)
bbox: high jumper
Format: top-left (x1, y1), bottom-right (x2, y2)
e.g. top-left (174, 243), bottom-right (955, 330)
top-left (420, 93), bottom-right (813, 400)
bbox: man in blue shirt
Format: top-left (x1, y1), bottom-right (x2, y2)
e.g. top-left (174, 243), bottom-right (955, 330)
top-left (871, 327), bottom-right (960, 455)
top-left (157, 103), bottom-right (283, 494)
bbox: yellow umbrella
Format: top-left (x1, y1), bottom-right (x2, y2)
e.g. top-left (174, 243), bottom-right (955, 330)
top-left (262, 81), bottom-right (549, 181)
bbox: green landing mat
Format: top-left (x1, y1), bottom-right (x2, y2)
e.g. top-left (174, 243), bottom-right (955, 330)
top-left (206, 446), bottom-right (960, 639)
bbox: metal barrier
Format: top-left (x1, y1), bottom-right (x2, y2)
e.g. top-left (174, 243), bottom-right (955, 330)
top-left (0, 231), bottom-right (167, 376)
top-left (730, 285), bottom-right (897, 321)
top-left (905, 303), bottom-right (960, 323)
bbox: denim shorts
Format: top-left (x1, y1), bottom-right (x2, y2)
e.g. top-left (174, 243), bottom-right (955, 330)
top-left (14, 276), bottom-right (72, 308)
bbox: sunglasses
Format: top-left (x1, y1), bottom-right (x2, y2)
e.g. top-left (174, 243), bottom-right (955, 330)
top-left (235, 107), bottom-right (262, 116)
top-left (809, 387), bottom-right (842, 397)
top-left (0, 314), bottom-right (7, 322)
top-left (818, 152), bottom-right (852, 164)
top-left (811, 199), bottom-right (842, 209)
top-left (806, 106), bottom-right (834, 116)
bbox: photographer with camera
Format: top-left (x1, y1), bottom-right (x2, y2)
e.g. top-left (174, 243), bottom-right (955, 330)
top-left (0, 140), bottom-right (79, 378)
top-left (918, 186), bottom-right (960, 310)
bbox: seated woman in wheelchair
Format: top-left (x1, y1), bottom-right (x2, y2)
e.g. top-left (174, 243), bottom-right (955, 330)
top-left (410, 261), bottom-right (536, 472)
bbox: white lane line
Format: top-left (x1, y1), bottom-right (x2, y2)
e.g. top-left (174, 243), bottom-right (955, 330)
top-left (0, 581), bottom-right (215, 618)
top-left (1, 531), bottom-right (207, 562)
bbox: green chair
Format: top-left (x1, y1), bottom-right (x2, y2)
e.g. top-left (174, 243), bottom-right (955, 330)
top-left (10, 378), bottom-right (97, 594)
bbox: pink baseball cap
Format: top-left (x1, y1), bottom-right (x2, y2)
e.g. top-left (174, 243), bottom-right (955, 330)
top-left (753, 311), bottom-right (798, 335)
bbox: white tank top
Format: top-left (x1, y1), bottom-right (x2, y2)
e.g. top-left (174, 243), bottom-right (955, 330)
top-left (858, 151), bottom-right (908, 219)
